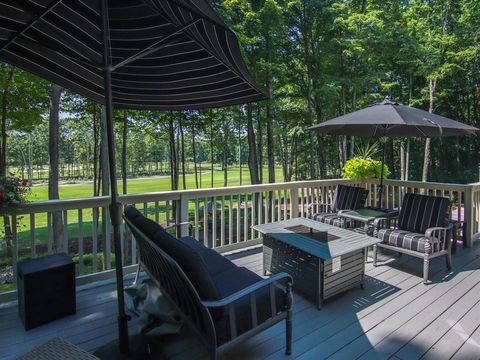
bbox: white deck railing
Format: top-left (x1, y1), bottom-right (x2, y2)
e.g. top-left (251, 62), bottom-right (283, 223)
top-left (1, 178), bottom-right (479, 302)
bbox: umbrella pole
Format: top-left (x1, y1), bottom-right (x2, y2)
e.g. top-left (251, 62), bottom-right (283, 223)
top-left (378, 139), bottom-right (387, 208)
top-left (101, 0), bottom-right (129, 354)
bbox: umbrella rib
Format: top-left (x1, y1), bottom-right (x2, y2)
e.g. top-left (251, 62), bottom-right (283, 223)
top-left (111, 18), bottom-right (202, 71)
top-left (0, 0), bottom-right (64, 53)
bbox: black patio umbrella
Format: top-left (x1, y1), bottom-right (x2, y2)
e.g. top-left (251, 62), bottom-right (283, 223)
top-left (0, 0), bottom-right (264, 356)
top-left (308, 98), bottom-right (478, 206)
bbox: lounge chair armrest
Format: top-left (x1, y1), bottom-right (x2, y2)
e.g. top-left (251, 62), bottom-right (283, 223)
top-left (425, 223), bottom-right (453, 241)
top-left (202, 272), bottom-right (293, 308)
top-left (307, 202), bottom-right (332, 213)
top-left (425, 224), bottom-right (454, 251)
top-left (374, 216), bottom-right (389, 228)
top-left (164, 221), bottom-right (191, 230)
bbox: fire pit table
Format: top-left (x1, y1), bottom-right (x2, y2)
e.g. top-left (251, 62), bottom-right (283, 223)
top-left (253, 218), bottom-right (381, 309)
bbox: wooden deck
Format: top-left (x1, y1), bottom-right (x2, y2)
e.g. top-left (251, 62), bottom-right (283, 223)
top-left (1, 243), bottom-right (480, 360)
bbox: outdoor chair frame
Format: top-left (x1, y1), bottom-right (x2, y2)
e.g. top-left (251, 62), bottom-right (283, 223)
top-left (373, 216), bottom-right (453, 284)
top-left (124, 217), bottom-right (293, 360)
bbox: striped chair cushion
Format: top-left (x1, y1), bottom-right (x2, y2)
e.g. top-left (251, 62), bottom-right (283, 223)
top-left (309, 213), bottom-right (353, 228)
top-left (331, 185), bottom-right (369, 212)
top-left (377, 228), bottom-right (440, 254)
top-left (398, 193), bottom-right (451, 234)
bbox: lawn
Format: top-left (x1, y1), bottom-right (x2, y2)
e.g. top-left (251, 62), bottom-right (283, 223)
top-left (27, 167), bottom-right (284, 201)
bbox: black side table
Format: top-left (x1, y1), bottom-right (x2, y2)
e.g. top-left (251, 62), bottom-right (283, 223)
top-left (17, 253), bottom-right (76, 330)
top-left (449, 220), bottom-right (467, 254)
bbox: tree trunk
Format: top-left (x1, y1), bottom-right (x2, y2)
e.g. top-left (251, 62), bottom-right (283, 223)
top-left (1, 67), bottom-right (14, 257)
top-left (168, 116), bottom-right (178, 191)
top-left (28, 134), bottom-right (33, 186)
top-left (247, 103), bottom-right (260, 184)
top-left (422, 79), bottom-right (436, 182)
top-left (179, 116), bottom-right (186, 190)
top-left (122, 112), bottom-right (128, 194)
top-left (210, 119), bottom-right (214, 187)
top-left (266, 34), bottom-right (275, 185)
top-left (191, 124), bottom-right (199, 189)
top-left (256, 105), bottom-right (263, 183)
top-left (48, 84), bottom-right (63, 253)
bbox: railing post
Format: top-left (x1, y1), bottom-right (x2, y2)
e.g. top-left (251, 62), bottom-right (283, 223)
top-left (179, 194), bottom-right (189, 237)
top-left (464, 184), bottom-right (475, 247)
top-left (290, 187), bottom-right (299, 219)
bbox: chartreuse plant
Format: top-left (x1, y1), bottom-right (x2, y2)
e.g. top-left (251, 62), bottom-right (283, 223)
top-left (342, 157), bottom-right (390, 181)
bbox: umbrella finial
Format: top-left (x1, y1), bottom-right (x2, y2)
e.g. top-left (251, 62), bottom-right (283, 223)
top-left (381, 96), bottom-right (398, 105)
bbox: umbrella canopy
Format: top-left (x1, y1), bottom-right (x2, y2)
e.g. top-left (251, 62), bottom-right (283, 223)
top-left (308, 98), bottom-right (478, 209)
top-left (0, 0), bottom-right (264, 356)
top-left (0, 0), bottom-right (264, 109)
top-left (308, 99), bottom-right (478, 137)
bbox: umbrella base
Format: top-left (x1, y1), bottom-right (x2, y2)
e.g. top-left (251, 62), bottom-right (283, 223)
top-left (93, 335), bottom-right (163, 359)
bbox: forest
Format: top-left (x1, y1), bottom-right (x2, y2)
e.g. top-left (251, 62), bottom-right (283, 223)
top-left (1, 0), bottom-right (479, 199)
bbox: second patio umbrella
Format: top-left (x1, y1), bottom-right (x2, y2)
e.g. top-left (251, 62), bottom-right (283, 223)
top-left (308, 98), bottom-right (478, 207)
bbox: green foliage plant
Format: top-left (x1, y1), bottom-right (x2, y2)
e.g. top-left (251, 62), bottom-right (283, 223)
top-left (342, 157), bottom-right (390, 182)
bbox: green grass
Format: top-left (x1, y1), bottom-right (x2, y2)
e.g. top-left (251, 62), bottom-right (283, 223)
top-left (27, 167), bottom-right (284, 201)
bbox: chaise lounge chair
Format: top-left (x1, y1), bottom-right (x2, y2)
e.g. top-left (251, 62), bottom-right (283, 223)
top-left (124, 206), bottom-right (293, 360)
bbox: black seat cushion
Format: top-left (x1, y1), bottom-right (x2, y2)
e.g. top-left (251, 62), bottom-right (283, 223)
top-left (331, 185), bottom-right (369, 212)
top-left (377, 228), bottom-right (440, 253)
top-left (212, 267), bottom-right (286, 345)
top-left (125, 206), bottom-right (221, 302)
top-left (180, 236), bottom-right (237, 276)
top-left (124, 205), bottom-right (164, 240)
top-left (398, 193), bottom-right (451, 234)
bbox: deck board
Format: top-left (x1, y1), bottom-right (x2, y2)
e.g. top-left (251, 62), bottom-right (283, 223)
top-left (0, 244), bottom-right (479, 360)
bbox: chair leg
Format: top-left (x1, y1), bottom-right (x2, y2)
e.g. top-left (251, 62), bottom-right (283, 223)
top-left (373, 244), bottom-right (378, 267)
top-left (446, 250), bottom-right (452, 270)
top-left (423, 255), bottom-right (430, 284)
top-left (133, 263), bottom-right (141, 285)
top-left (285, 282), bottom-right (293, 355)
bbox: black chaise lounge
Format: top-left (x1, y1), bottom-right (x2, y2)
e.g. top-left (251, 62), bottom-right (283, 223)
top-left (373, 193), bottom-right (453, 284)
top-left (308, 184), bottom-right (369, 227)
top-left (124, 206), bottom-right (293, 359)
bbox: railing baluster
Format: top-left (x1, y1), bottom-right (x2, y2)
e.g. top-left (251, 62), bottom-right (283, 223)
top-left (277, 190), bottom-right (281, 221)
top-left (194, 198), bottom-right (199, 240)
top-left (237, 194), bottom-right (241, 242)
top-left (30, 213), bottom-right (35, 258)
top-left (105, 208), bottom-right (111, 270)
top-left (244, 193), bottom-right (248, 242)
top-left (92, 207), bottom-right (98, 273)
top-left (12, 215), bottom-right (18, 288)
top-left (78, 209), bottom-right (84, 275)
top-left (155, 201), bottom-right (160, 223)
top-left (229, 195), bottom-right (233, 244)
top-left (203, 197), bottom-right (208, 247)
top-left (251, 192), bottom-right (256, 240)
top-left (284, 189), bottom-right (288, 220)
top-left (143, 202), bottom-right (148, 216)
top-left (212, 196), bottom-right (217, 248)
top-left (300, 187), bottom-right (305, 217)
top-left (166, 200), bottom-right (170, 226)
top-left (63, 210), bottom-right (68, 254)
top-left (47, 212), bottom-right (53, 255)
top-left (220, 196), bottom-right (225, 246)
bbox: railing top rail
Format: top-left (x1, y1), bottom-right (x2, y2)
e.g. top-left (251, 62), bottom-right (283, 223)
top-left (177, 178), bottom-right (356, 198)
top-left (2, 177), bottom-right (476, 216)
top-left (368, 178), bottom-right (471, 192)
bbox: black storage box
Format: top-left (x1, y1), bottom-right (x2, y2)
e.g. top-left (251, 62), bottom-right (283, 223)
top-left (17, 253), bottom-right (76, 330)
